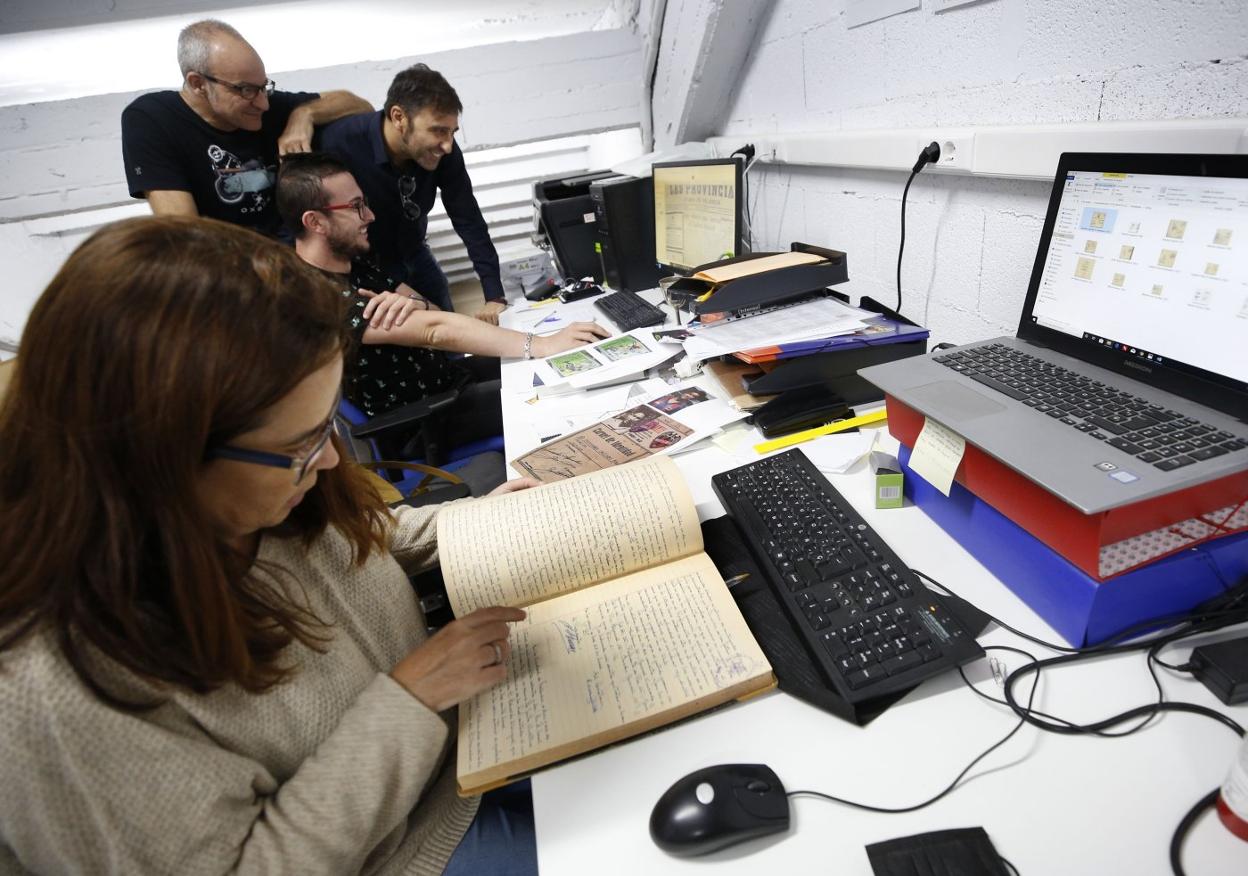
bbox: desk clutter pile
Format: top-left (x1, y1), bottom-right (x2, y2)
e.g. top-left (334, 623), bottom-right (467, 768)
top-left (508, 244), bottom-right (934, 481)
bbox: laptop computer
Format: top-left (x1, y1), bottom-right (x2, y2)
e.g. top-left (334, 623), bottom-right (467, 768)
top-left (860, 152), bottom-right (1248, 515)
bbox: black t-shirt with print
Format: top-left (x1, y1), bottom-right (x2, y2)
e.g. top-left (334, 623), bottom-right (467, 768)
top-left (121, 89), bottom-right (318, 237)
top-left (327, 260), bottom-right (465, 418)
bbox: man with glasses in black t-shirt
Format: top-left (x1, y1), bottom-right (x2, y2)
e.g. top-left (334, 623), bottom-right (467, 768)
top-left (317, 64), bottom-right (507, 322)
top-left (121, 19), bottom-right (371, 237)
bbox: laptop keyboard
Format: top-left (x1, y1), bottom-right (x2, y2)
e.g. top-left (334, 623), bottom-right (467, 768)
top-left (934, 343), bottom-right (1248, 472)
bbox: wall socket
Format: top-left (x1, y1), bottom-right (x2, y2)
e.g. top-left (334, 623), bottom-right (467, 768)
top-left (920, 133), bottom-right (975, 171)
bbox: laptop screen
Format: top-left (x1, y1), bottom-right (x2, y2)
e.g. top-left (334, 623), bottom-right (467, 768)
top-left (1027, 168), bottom-right (1248, 386)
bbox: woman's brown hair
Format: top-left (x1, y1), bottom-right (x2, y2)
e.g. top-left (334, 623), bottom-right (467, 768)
top-left (0, 215), bottom-right (390, 705)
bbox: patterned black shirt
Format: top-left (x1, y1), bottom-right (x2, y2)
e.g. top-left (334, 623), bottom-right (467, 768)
top-left (325, 260), bottom-right (464, 418)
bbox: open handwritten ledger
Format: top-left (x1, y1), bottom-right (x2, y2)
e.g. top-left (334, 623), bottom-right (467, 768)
top-left (436, 456), bottom-right (775, 794)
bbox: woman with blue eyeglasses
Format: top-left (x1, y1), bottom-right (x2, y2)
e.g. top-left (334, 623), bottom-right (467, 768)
top-left (0, 216), bottom-right (537, 875)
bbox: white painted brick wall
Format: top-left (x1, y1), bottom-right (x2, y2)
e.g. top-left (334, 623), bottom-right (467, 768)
top-left (650, 0), bottom-right (770, 148)
top-left (711, 0), bottom-right (1248, 345)
top-left (0, 29), bottom-right (642, 222)
top-left (0, 27), bottom-right (644, 347)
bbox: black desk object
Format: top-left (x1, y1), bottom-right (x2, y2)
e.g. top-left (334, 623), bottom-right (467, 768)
top-left (687, 243), bottom-right (850, 318)
top-left (706, 450), bottom-right (987, 725)
top-left (741, 295), bottom-right (927, 400)
top-left (594, 289), bottom-right (667, 331)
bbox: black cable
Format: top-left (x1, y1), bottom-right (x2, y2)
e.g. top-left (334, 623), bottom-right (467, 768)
top-left (911, 565), bottom-right (1248, 739)
top-left (896, 168), bottom-right (918, 316)
top-left (998, 642), bottom-right (1245, 736)
top-left (786, 647), bottom-right (1041, 815)
top-left (959, 646), bottom-right (1086, 731)
top-left (1000, 855), bottom-right (1021, 876)
top-left (967, 645), bottom-right (1240, 876)
top-left (1152, 653), bottom-right (1196, 673)
top-left (787, 560), bottom-right (1247, 873)
top-left (912, 567), bottom-right (1248, 657)
top-left (896, 141), bottom-right (940, 316)
top-left (1170, 789), bottom-right (1221, 876)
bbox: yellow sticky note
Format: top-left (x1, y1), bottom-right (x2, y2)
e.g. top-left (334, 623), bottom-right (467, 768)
top-left (908, 418), bottom-right (965, 497)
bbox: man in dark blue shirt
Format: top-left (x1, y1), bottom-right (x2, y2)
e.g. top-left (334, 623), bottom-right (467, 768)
top-left (318, 65), bottom-right (506, 322)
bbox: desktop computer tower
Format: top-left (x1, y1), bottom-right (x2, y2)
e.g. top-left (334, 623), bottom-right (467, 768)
top-left (532, 170), bottom-right (619, 282)
top-left (590, 175), bottom-right (662, 293)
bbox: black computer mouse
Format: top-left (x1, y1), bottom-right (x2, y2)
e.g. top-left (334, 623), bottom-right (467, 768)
top-left (649, 763), bottom-right (790, 857)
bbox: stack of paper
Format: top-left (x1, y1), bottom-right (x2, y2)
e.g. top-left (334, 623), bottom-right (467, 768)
top-left (681, 297), bottom-right (873, 361)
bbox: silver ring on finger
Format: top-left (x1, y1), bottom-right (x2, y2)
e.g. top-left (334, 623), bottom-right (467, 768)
top-left (490, 641), bottom-right (503, 666)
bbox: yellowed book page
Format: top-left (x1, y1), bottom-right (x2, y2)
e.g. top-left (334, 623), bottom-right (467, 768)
top-left (456, 553), bottom-right (773, 794)
top-left (437, 456), bottom-right (702, 615)
top-left (694, 250), bottom-right (824, 284)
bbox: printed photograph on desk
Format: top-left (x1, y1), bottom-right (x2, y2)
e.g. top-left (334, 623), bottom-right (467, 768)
top-left (649, 386), bottom-right (711, 414)
top-left (532, 330), bottom-right (678, 397)
top-left (512, 404), bottom-right (695, 482)
top-left (547, 350), bottom-right (602, 378)
top-left (594, 334), bottom-right (650, 361)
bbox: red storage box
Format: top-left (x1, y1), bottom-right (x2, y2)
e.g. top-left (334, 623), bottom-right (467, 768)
top-left (885, 395), bottom-right (1248, 581)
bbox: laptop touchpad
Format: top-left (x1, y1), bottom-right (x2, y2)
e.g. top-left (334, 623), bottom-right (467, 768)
top-left (908, 381), bottom-right (1006, 420)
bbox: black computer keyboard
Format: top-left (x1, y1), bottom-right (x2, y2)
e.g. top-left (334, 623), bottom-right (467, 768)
top-left (712, 450), bottom-right (984, 705)
top-left (934, 343), bottom-right (1248, 471)
top-left (593, 289), bottom-right (667, 331)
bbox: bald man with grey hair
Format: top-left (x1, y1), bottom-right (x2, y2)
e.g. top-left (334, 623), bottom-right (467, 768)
top-left (121, 19), bottom-right (372, 237)
top-left (176, 18), bottom-right (246, 77)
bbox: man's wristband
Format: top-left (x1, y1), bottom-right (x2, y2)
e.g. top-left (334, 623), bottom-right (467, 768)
top-left (523, 332), bottom-right (535, 359)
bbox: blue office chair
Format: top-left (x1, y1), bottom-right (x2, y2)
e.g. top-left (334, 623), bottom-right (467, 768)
top-left (336, 391), bottom-right (506, 503)
top-left (336, 391), bottom-right (507, 630)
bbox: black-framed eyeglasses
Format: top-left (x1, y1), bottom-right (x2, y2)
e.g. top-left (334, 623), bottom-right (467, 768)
top-left (206, 406), bottom-right (337, 484)
top-left (199, 72), bottom-right (276, 101)
top-left (397, 175), bottom-right (422, 221)
top-left (319, 196), bottom-right (370, 220)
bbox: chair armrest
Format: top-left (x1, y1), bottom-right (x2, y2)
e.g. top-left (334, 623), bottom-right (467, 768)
top-left (358, 460), bottom-right (471, 507)
top-left (349, 389), bottom-right (461, 440)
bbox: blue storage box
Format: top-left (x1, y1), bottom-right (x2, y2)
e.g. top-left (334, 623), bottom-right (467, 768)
top-left (898, 445), bottom-right (1248, 647)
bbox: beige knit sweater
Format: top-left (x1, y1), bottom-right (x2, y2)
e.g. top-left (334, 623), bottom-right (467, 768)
top-left (0, 504), bottom-right (479, 875)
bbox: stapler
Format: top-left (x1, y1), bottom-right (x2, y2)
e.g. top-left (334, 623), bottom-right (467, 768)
top-left (750, 385), bottom-right (851, 438)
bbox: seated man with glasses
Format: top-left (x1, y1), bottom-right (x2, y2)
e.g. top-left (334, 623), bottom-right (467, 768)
top-left (317, 64), bottom-right (505, 321)
top-left (276, 152), bottom-right (607, 466)
top-left (121, 18), bottom-right (371, 238)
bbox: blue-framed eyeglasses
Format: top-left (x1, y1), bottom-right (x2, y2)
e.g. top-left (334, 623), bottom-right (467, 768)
top-left (207, 409), bottom-right (337, 484)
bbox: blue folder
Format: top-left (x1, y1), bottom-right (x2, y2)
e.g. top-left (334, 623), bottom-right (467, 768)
top-left (898, 445), bottom-right (1248, 647)
top-left (749, 315), bottom-right (931, 362)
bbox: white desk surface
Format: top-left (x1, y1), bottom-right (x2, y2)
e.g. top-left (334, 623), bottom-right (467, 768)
top-left (497, 293), bottom-right (1248, 875)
